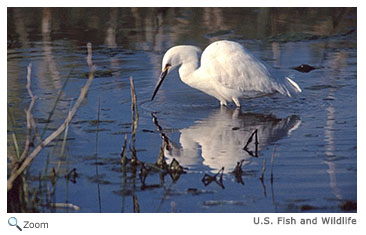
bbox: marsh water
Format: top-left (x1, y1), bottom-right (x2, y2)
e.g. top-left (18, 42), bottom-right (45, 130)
top-left (7, 8), bottom-right (356, 212)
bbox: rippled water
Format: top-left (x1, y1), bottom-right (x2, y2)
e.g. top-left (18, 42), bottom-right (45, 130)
top-left (7, 8), bottom-right (356, 212)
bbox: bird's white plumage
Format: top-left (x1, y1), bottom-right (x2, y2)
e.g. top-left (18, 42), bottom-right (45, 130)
top-left (153, 40), bottom-right (302, 107)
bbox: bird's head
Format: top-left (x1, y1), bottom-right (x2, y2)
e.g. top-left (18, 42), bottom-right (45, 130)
top-left (151, 45), bottom-right (201, 101)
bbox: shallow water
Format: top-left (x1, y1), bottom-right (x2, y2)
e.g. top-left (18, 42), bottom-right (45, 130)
top-left (7, 8), bottom-right (356, 212)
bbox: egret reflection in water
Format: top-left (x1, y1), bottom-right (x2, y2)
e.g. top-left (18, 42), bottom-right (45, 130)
top-left (164, 107), bottom-right (301, 172)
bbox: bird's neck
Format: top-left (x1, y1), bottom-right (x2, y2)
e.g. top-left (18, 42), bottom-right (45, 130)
top-left (178, 61), bottom-right (200, 87)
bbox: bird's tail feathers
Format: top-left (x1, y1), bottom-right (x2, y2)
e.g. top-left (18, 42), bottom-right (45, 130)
top-left (286, 77), bottom-right (302, 92)
top-left (281, 76), bottom-right (302, 97)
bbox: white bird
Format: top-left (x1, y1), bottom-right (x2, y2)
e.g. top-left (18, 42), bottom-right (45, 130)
top-left (151, 40), bottom-right (302, 107)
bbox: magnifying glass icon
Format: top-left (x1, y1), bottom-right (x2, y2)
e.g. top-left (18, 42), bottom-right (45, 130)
top-left (8, 217), bottom-right (22, 231)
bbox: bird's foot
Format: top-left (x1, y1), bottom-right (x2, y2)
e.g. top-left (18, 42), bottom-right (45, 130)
top-left (232, 97), bottom-right (241, 107)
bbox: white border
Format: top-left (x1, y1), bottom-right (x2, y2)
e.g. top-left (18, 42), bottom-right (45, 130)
top-left (2, 1), bottom-right (364, 235)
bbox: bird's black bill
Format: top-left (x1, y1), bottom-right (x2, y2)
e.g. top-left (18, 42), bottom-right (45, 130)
top-left (151, 69), bottom-right (168, 101)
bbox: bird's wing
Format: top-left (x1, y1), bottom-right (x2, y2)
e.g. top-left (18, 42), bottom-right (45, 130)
top-left (200, 41), bottom-right (289, 96)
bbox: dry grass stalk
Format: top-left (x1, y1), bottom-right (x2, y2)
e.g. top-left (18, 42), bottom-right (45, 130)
top-left (130, 76), bottom-right (138, 163)
top-left (10, 132), bottom-right (20, 161)
top-left (7, 43), bottom-right (96, 192)
top-left (133, 194), bottom-right (140, 213)
top-left (120, 133), bottom-right (128, 166)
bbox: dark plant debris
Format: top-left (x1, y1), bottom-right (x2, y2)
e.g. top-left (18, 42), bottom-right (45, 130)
top-left (202, 167), bottom-right (225, 189)
top-left (133, 195), bottom-right (140, 213)
top-left (156, 141), bottom-right (168, 169)
top-left (186, 188), bottom-right (214, 196)
top-left (139, 163), bottom-right (149, 185)
top-left (300, 204), bottom-right (321, 211)
top-left (65, 168), bottom-right (79, 184)
top-left (232, 159), bottom-right (245, 185)
top-left (151, 112), bottom-right (172, 151)
top-left (243, 129), bottom-right (259, 157)
top-left (169, 158), bottom-right (185, 182)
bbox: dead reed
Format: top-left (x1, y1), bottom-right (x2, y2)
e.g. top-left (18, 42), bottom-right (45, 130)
top-left (130, 76), bottom-right (139, 164)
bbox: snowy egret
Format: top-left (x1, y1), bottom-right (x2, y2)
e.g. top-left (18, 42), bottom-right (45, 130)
top-left (151, 40), bottom-right (302, 107)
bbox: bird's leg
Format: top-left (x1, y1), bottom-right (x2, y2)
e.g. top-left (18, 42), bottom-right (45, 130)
top-left (233, 97), bottom-right (241, 107)
top-left (220, 100), bottom-right (227, 106)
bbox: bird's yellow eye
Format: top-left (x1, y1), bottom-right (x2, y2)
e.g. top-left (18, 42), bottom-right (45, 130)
top-left (163, 64), bottom-right (171, 72)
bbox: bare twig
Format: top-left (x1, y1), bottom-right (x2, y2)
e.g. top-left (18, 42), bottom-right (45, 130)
top-left (130, 76), bottom-right (138, 163)
top-left (7, 43), bottom-right (96, 192)
top-left (120, 133), bottom-right (128, 166)
top-left (18, 64), bottom-right (37, 164)
top-left (26, 64), bottom-right (38, 144)
top-left (26, 63), bottom-right (34, 98)
top-left (87, 42), bottom-right (93, 67)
